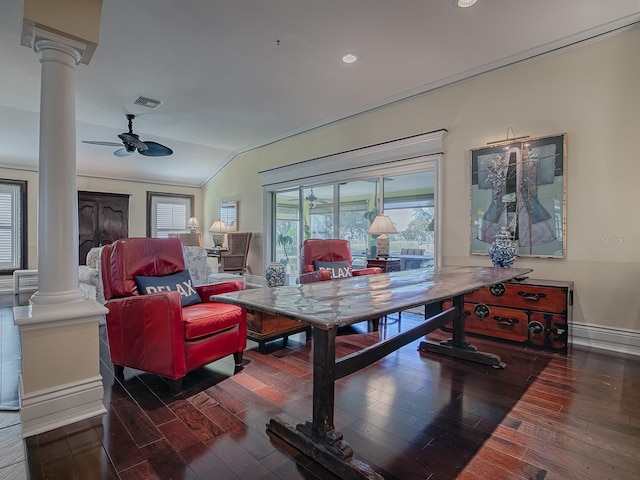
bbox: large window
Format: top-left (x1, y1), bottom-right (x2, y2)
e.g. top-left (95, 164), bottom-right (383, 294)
top-left (271, 172), bottom-right (435, 277)
top-left (261, 130), bottom-right (445, 281)
top-left (0, 180), bottom-right (27, 273)
top-left (147, 192), bottom-right (194, 238)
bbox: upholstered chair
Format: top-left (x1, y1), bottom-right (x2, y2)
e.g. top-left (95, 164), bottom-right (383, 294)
top-left (299, 238), bottom-right (383, 330)
top-left (299, 238), bottom-right (381, 284)
top-left (168, 232), bottom-right (202, 246)
top-left (219, 232), bottom-right (252, 274)
top-left (101, 237), bottom-right (246, 394)
top-left (182, 246), bottom-right (213, 285)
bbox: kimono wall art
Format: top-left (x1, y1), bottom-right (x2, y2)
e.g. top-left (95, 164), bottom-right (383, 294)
top-left (470, 133), bottom-right (567, 258)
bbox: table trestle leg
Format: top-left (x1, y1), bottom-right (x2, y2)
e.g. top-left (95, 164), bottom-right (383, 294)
top-left (266, 326), bottom-right (384, 479)
top-left (419, 294), bottom-right (506, 368)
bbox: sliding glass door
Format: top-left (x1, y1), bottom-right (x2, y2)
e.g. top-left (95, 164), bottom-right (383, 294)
top-left (303, 185), bottom-right (333, 239)
top-left (261, 130), bottom-right (446, 284)
top-left (269, 169), bottom-right (436, 282)
top-left (338, 179), bottom-right (379, 268)
top-left (383, 171), bottom-right (435, 267)
top-left (274, 190), bottom-right (300, 277)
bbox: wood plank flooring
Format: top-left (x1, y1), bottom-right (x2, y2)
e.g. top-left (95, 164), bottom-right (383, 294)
top-left (0, 293), bottom-right (21, 410)
top-left (0, 293), bottom-right (28, 480)
top-left (14, 309), bottom-right (640, 480)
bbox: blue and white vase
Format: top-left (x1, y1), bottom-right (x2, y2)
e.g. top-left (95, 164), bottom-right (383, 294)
top-left (265, 262), bottom-right (286, 287)
top-left (488, 227), bottom-right (518, 268)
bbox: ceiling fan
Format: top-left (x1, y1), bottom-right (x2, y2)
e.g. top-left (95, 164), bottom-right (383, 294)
top-left (82, 114), bottom-right (173, 157)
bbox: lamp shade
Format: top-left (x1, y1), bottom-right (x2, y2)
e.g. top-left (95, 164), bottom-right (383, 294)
top-left (187, 217), bottom-right (199, 232)
top-left (209, 219), bottom-right (228, 234)
top-left (368, 213), bottom-right (397, 258)
top-left (209, 219), bottom-right (228, 247)
top-left (367, 214), bottom-right (398, 235)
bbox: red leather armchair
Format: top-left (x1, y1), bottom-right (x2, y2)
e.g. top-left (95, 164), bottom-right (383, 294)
top-left (299, 238), bottom-right (381, 284)
top-left (101, 237), bottom-right (247, 394)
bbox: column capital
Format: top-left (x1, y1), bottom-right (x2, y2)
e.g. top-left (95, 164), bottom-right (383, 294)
top-left (22, 23), bottom-right (95, 65)
top-left (34, 39), bottom-right (83, 67)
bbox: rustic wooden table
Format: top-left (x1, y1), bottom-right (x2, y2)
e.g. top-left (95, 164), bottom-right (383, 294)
top-left (212, 265), bottom-right (532, 480)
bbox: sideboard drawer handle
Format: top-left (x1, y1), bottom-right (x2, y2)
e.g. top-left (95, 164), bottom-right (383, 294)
top-left (518, 292), bottom-right (546, 301)
top-left (493, 316), bottom-right (519, 326)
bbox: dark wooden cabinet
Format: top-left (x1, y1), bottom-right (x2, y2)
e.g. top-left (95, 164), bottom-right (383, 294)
top-left (442, 278), bottom-right (573, 354)
top-left (78, 191), bottom-right (129, 264)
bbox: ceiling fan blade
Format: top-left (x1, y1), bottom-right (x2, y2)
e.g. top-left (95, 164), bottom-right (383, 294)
top-left (118, 133), bottom-right (147, 151)
top-left (113, 148), bottom-right (133, 157)
top-left (139, 141), bottom-right (173, 157)
top-left (82, 141), bottom-right (122, 146)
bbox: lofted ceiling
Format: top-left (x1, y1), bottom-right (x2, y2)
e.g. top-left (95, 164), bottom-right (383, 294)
top-left (0, 0), bottom-right (639, 187)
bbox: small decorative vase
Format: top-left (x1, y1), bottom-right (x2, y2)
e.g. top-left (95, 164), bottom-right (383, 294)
top-left (488, 227), bottom-right (518, 268)
top-left (265, 262), bottom-right (286, 287)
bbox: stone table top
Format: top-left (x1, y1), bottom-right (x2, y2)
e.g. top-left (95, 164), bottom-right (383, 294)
top-left (212, 265), bottom-right (532, 330)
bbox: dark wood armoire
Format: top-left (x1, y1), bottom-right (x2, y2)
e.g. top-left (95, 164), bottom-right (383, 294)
top-left (78, 191), bottom-right (129, 265)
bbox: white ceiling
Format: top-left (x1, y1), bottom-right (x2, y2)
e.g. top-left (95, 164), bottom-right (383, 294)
top-left (1, 0), bottom-right (639, 187)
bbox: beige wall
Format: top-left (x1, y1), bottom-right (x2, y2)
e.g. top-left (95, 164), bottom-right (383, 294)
top-left (0, 167), bottom-right (201, 271)
top-left (204, 27), bottom-right (640, 331)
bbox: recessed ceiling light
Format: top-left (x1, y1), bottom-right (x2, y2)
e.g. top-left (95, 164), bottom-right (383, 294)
top-left (342, 53), bottom-right (358, 64)
top-left (457, 0), bottom-right (477, 7)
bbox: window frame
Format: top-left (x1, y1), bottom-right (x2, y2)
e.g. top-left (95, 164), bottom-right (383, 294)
top-left (220, 201), bottom-right (238, 232)
top-left (260, 131), bottom-right (446, 272)
top-left (146, 192), bottom-right (194, 238)
top-left (0, 179), bottom-right (27, 274)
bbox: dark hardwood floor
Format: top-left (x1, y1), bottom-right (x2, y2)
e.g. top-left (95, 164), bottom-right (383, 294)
top-left (16, 307), bottom-right (640, 480)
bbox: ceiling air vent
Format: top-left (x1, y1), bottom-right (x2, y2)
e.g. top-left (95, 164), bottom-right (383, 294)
top-left (134, 96), bottom-right (163, 108)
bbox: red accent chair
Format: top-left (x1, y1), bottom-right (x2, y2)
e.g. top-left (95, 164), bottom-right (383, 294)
top-left (299, 238), bottom-right (381, 284)
top-left (299, 238), bottom-right (383, 330)
top-left (101, 237), bottom-right (247, 394)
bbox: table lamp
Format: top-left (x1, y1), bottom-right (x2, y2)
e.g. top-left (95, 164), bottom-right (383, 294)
top-left (209, 219), bottom-right (228, 247)
top-left (187, 217), bottom-right (199, 233)
top-left (367, 213), bottom-right (397, 258)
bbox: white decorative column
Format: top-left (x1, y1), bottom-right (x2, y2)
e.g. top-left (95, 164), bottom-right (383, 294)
top-left (30, 39), bottom-right (85, 305)
top-left (13, 0), bottom-right (108, 437)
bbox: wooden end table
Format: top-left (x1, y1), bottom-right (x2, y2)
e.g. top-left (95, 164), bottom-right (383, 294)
top-left (366, 258), bottom-right (401, 273)
top-left (246, 310), bottom-right (311, 353)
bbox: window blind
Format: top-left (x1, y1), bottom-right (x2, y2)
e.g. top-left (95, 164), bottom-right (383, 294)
top-left (148, 193), bottom-right (193, 238)
top-left (0, 183), bottom-right (23, 271)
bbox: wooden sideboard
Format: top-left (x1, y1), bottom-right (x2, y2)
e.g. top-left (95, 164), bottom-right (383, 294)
top-left (441, 278), bottom-right (573, 354)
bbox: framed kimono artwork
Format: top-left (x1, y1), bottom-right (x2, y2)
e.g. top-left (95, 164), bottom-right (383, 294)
top-left (470, 133), bottom-right (567, 258)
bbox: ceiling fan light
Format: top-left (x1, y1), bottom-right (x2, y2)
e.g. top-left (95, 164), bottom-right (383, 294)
top-left (457, 0), bottom-right (477, 7)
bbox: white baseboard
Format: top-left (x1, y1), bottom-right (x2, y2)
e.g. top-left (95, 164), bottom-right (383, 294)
top-left (572, 322), bottom-right (640, 357)
top-left (19, 375), bottom-right (106, 438)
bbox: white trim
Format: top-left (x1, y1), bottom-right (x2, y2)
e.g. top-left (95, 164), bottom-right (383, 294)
top-left (433, 157), bottom-right (443, 268)
top-left (571, 322), bottom-right (640, 357)
top-left (12, 269), bottom-right (38, 294)
top-left (260, 131), bottom-right (446, 269)
top-left (0, 162), bottom-right (204, 188)
top-left (19, 375), bottom-right (106, 438)
top-left (259, 130), bottom-right (446, 187)
top-left (13, 299), bottom-right (107, 331)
